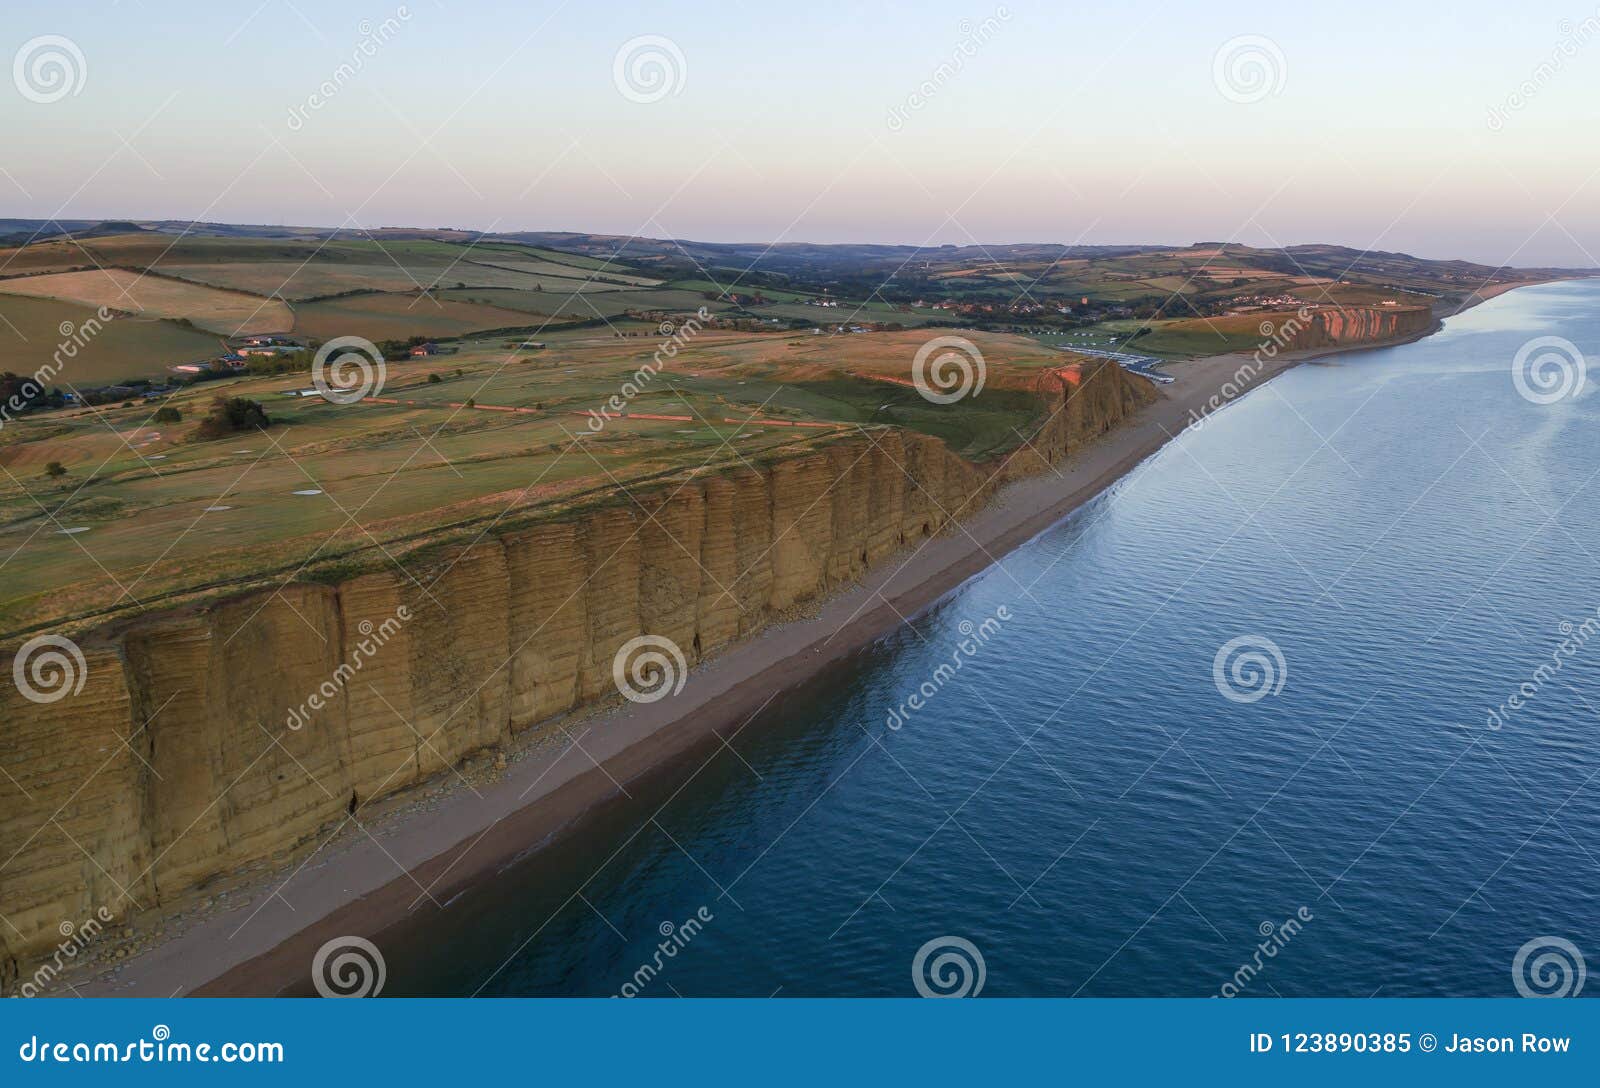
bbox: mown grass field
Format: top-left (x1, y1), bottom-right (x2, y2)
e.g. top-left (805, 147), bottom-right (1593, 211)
top-left (915, 244), bottom-right (1447, 315)
top-left (290, 293), bottom-right (542, 340)
top-left (461, 252), bottom-right (659, 285)
top-left (0, 234), bottom-right (692, 354)
top-left (434, 287), bottom-right (614, 318)
top-left (0, 295), bottom-right (223, 382)
top-left (0, 327), bottom-right (1080, 635)
top-left (0, 268), bottom-right (292, 335)
top-left (1084, 317), bottom-right (1274, 359)
top-left (164, 259), bottom-right (639, 300)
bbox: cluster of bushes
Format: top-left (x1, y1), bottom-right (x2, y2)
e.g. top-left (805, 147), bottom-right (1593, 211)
top-left (193, 397), bottom-right (270, 441)
top-left (241, 349), bottom-right (314, 376)
top-left (1, 372), bottom-right (66, 414)
top-left (378, 335), bottom-right (434, 357)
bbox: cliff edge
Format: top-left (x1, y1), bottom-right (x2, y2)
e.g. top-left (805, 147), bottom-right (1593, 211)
top-left (1, 359), bottom-right (1154, 986)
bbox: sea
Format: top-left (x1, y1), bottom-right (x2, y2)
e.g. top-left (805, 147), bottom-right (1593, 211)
top-left (384, 280), bottom-right (1600, 998)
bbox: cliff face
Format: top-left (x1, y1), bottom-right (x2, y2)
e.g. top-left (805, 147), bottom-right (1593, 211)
top-left (1293, 305), bottom-right (1433, 350)
top-left (0, 361), bottom-right (1152, 984)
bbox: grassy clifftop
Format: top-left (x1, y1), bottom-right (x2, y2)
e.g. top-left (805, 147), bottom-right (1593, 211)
top-left (0, 357), bottom-right (1153, 982)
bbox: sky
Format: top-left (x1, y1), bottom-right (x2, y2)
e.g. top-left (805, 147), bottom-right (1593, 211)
top-left (2, 0), bottom-right (1598, 267)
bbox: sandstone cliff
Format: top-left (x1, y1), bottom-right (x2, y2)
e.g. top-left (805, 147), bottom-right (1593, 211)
top-left (0, 360), bottom-right (1154, 986)
top-left (1293, 304), bottom-right (1434, 350)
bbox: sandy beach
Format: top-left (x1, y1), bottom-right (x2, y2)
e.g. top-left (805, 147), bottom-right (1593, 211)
top-left (74, 301), bottom-right (1497, 997)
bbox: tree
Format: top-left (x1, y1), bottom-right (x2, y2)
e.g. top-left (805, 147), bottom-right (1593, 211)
top-left (44, 460), bottom-right (67, 478)
top-left (194, 396), bottom-right (270, 441)
top-left (427, 373), bottom-right (442, 384)
top-left (153, 406), bottom-right (181, 423)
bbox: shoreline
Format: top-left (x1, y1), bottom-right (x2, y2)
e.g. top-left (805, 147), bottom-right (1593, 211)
top-left (78, 286), bottom-right (1526, 996)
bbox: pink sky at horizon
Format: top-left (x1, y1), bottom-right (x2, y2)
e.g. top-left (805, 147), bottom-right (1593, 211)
top-left (3, 0), bottom-right (1596, 268)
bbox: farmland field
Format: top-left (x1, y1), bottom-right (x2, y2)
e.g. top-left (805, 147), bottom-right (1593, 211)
top-left (291, 292), bottom-right (545, 340)
top-left (161, 262), bottom-right (447, 299)
top-left (0, 268), bottom-right (292, 334)
top-left (0, 223), bottom-right (1556, 635)
top-left (0, 295), bottom-right (223, 383)
top-left (502, 244), bottom-right (643, 273)
top-left (433, 287), bottom-right (641, 319)
top-left (163, 260), bottom-right (635, 300)
top-left (457, 255), bottom-right (658, 286)
top-left (0, 326), bottom-right (1074, 633)
top-left (1061, 314), bottom-right (1295, 359)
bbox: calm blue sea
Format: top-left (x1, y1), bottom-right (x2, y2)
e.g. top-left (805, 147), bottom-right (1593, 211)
top-left (389, 281), bottom-right (1600, 997)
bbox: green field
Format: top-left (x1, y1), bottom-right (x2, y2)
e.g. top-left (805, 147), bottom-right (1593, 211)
top-left (290, 293), bottom-right (545, 340)
top-left (0, 267), bottom-right (293, 335)
top-left (0, 326), bottom-right (1078, 634)
top-left (0, 223), bottom-right (1563, 636)
top-left (164, 259), bottom-right (639, 300)
top-left (0, 234), bottom-right (693, 349)
top-left (0, 294), bottom-right (222, 383)
top-left (1060, 319), bottom-right (1269, 359)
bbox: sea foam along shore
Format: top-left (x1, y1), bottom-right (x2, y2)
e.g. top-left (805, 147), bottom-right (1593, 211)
top-left (82, 286), bottom-right (1523, 996)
